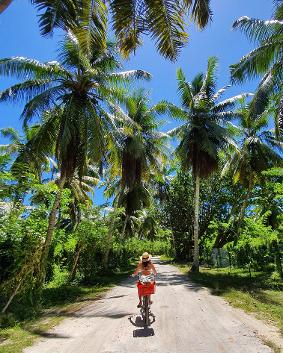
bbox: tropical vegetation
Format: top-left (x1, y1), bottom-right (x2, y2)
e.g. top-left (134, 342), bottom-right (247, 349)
top-left (0, 0), bottom-right (282, 350)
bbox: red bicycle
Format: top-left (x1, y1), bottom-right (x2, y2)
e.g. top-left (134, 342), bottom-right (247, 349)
top-left (136, 275), bottom-right (156, 327)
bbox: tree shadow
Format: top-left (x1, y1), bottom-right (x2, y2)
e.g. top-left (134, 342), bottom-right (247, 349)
top-left (28, 329), bottom-right (71, 339)
top-left (104, 295), bottom-right (128, 300)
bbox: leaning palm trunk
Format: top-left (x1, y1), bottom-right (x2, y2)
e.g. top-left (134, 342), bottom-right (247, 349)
top-left (1, 277), bottom-right (23, 314)
top-left (0, 0), bottom-right (12, 14)
top-left (69, 241), bottom-right (83, 282)
top-left (38, 176), bottom-right (66, 285)
top-left (191, 173), bottom-right (200, 272)
top-left (1, 245), bottom-right (41, 313)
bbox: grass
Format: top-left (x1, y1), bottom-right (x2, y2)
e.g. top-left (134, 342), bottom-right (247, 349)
top-left (0, 269), bottom-right (133, 353)
top-left (173, 263), bottom-right (283, 336)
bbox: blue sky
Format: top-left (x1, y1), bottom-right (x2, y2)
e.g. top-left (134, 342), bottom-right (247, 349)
top-left (0, 0), bottom-right (275, 204)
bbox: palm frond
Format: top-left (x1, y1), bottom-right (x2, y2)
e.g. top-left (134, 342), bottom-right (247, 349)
top-left (0, 127), bottom-right (20, 143)
top-left (72, 0), bottom-right (108, 56)
top-left (32, 0), bottom-right (78, 35)
top-left (230, 39), bottom-right (282, 82)
top-left (184, 0), bottom-right (212, 28)
top-left (213, 93), bottom-right (253, 113)
top-left (144, 0), bottom-right (188, 60)
top-left (110, 0), bottom-right (143, 58)
top-left (232, 16), bottom-right (283, 43)
top-left (0, 57), bottom-right (68, 79)
top-left (249, 63), bottom-right (282, 118)
top-left (199, 56), bottom-right (218, 98)
top-left (212, 85), bottom-right (231, 101)
top-left (167, 124), bottom-right (186, 137)
top-left (108, 70), bottom-right (151, 82)
top-left (0, 79), bottom-right (52, 105)
top-left (176, 68), bottom-right (194, 109)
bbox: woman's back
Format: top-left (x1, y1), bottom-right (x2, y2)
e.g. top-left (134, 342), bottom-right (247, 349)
top-left (140, 261), bottom-right (153, 275)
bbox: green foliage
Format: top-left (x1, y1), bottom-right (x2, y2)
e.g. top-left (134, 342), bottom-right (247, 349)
top-left (231, 215), bottom-right (280, 271)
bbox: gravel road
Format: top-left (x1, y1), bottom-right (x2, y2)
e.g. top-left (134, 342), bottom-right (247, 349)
top-left (24, 258), bottom-right (282, 353)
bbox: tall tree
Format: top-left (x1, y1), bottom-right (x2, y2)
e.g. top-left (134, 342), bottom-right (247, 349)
top-left (231, 1), bottom-right (283, 137)
top-left (164, 57), bottom-right (250, 271)
top-left (110, 90), bottom-right (167, 220)
top-left (0, 35), bottom-right (150, 283)
top-left (222, 102), bottom-right (283, 241)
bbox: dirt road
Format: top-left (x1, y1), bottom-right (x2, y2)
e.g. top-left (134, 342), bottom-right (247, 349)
top-left (24, 259), bottom-right (282, 353)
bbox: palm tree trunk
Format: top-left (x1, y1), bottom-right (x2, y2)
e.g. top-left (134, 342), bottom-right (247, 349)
top-left (38, 177), bottom-right (66, 286)
top-left (273, 240), bottom-right (283, 279)
top-left (191, 173), bottom-right (200, 272)
top-left (0, 0), bottom-right (12, 14)
top-left (1, 245), bottom-right (41, 313)
top-left (235, 179), bottom-right (253, 243)
top-left (1, 277), bottom-right (23, 313)
top-left (102, 214), bottom-right (116, 271)
top-left (121, 215), bottom-right (129, 239)
top-left (69, 242), bottom-right (83, 282)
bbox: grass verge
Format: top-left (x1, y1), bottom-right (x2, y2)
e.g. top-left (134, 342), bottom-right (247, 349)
top-left (0, 269), bottom-right (133, 353)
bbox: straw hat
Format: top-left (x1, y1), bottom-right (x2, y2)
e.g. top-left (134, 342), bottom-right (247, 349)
top-left (140, 252), bottom-right (152, 262)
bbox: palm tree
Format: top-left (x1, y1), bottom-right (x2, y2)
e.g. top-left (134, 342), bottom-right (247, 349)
top-left (0, 126), bottom-right (54, 204)
top-left (100, 91), bottom-right (167, 268)
top-left (2, 1), bottom-right (212, 60)
top-left (231, 2), bottom-right (283, 137)
top-left (164, 57), bottom-right (250, 272)
top-left (222, 102), bottom-right (283, 240)
top-left (109, 90), bottom-right (167, 223)
top-left (0, 35), bottom-right (150, 283)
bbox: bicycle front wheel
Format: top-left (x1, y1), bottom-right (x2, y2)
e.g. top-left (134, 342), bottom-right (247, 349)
top-left (143, 296), bottom-right (150, 327)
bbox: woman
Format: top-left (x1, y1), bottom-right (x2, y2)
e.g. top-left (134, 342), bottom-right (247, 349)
top-left (132, 252), bottom-right (157, 307)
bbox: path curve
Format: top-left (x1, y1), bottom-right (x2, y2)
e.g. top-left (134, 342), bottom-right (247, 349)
top-left (24, 259), bottom-right (282, 353)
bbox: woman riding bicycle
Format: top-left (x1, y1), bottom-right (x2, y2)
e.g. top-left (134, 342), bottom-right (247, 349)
top-left (132, 252), bottom-right (157, 307)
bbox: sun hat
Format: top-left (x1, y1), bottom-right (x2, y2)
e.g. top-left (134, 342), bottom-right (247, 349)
top-left (140, 252), bottom-right (152, 262)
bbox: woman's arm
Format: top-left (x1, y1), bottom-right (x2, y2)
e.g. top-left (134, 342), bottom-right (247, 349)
top-left (132, 262), bottom-right (141, 276)
top-left (151, 263), bottom-right (157, 275)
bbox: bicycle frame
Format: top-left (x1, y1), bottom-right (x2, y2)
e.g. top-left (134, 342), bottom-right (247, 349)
top-left (136, 274), bottom-right (156, 327)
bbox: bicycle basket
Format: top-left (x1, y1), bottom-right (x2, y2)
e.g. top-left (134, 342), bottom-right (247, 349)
top-left (137, 281), bottom-right (156, 296)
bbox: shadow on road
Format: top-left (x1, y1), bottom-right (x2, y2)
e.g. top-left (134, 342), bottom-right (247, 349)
top-left (133, 327), bottom-right (155, 338)
top-left (128, 315), bottom-right (144, 327)
top-left (29, 330), bottom-right (71, 339)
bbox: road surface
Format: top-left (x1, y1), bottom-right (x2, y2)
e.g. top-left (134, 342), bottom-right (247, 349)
top-left (24, 259), bottom-right (282, 353)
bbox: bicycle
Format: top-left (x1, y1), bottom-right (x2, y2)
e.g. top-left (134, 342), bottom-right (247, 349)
top-left (136, 274), bottom-right (156, 327)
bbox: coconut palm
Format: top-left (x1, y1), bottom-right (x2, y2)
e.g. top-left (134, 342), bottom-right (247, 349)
top-left (2, 0), bottom-right (212, 60)
top-left (0, 127), bottom-right (22, 156)
top-left (108, 90), bottom-right (167, 221)
top-left (100, 91), bottom-right (167, 268)
top-left (222, 102), bottom-right (283, 240)
top-left (231, 2), bottom-right (283, 137)
top-left (0, 35), bottom-right (150, 282)
top-left (164, 57), bottom-right (250, 272)
top-left (0, 126), bottom-right (53, 177)
top-left (0, 126), bottom-right (56, 204)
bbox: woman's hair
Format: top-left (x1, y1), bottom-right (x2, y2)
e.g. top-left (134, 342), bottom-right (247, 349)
top-left (142, 260), bottom-right (151, 268)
